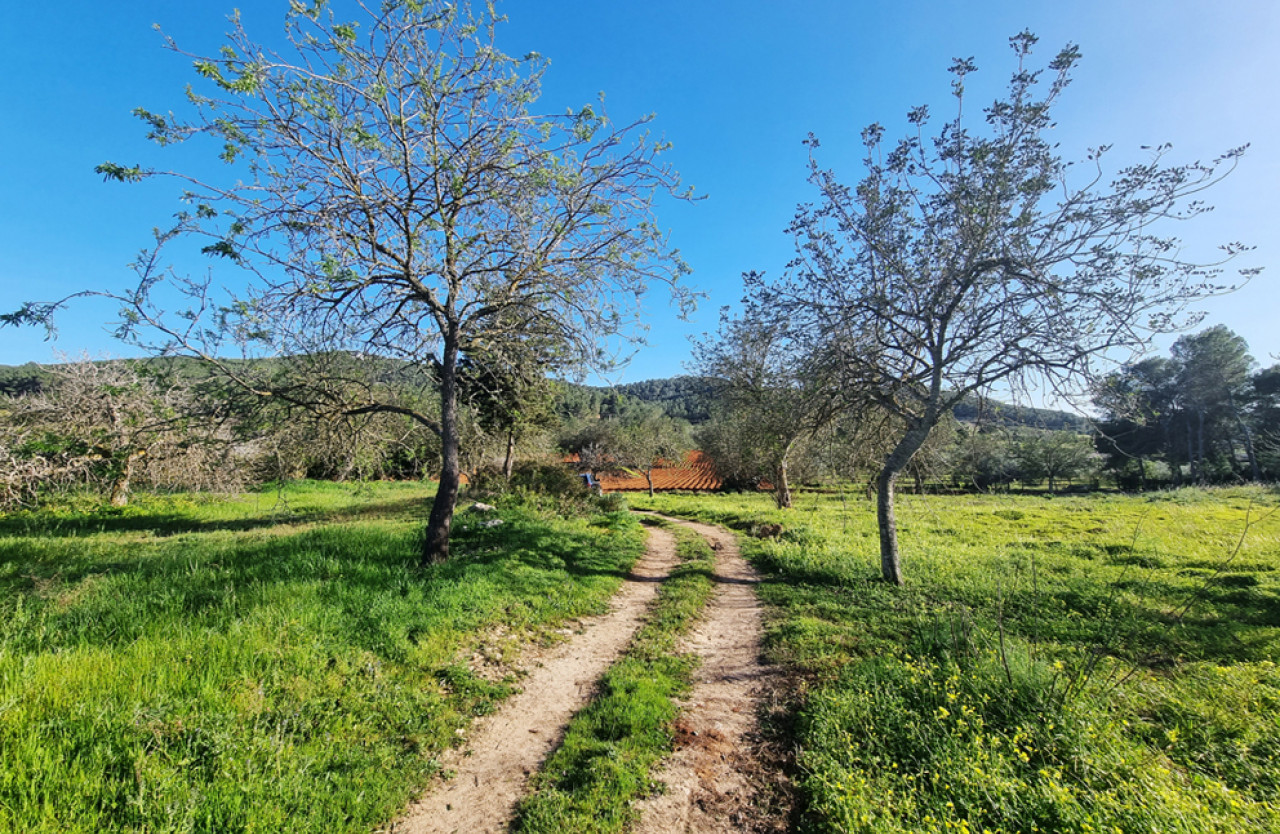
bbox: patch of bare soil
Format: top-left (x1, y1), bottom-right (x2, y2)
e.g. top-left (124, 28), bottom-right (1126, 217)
top-left (632, 515), bottom-right (794, 834)
top-left (389, 525), bottom-right (680, 834)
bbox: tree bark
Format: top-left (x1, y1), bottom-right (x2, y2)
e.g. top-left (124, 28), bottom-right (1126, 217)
top-left (1229, 395), bottom-right (1261, 481)
top-left (876, 420), bottom-right (935, 586)
top-left (109, 450), bottom-right (144, 507)
top-left (876, 468), bottom-right (902, 585)
top-left (645, 469), bottom-right (655, 498)
top-left (1186, 419), bottom-right (1197, 483)
top-left (773, 458), bottom-right (792, 509)
top-left (1196, 409), bottom-right (1207, 483)
top-left (503, 426), bottom-right (516, 481)
top-left (423, 336), bottom-right (461, 565)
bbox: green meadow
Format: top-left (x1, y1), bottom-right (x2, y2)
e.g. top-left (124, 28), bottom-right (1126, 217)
top-left (0, 482), bottom-right (644, 833)
top-left (633, 487), bottom-right (1280, 833)
top-left (3, 482), bottom-right (1278, 833)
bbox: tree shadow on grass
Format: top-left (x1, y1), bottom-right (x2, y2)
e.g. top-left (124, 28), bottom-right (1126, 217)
top-left (0, 497), bottom-right (428, 539)
top-left (0, 507), bottom-right (642, 663)
top-left (999, 580), bottom-right (1280, 666)
top-left (741, 537), bottom-right (1279, 670)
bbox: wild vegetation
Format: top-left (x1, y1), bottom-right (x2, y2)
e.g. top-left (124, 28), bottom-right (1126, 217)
top-left (12, 0), bottom-right (694, 565)
top-left (0, 480), bottom-right (643, 833)
top-left (1, 4), bottom-right (1275, 831)
top-left (634, 487), bottom-right (1280, 833)
top-left (719, 31), bottom-right (1257, 584)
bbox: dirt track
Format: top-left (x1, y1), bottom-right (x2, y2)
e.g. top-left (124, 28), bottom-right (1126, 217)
top-left (633, 515), bottom-right (788, 834)
top-left (391, 514), bottom-right (787, 833)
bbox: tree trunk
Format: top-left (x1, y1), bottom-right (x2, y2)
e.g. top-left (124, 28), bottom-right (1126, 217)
top-left (1186, 419), bottom-right (1197, 483)
top-left (876, 420), bottom-right (935, 586)
top-left (1137, 456), bottom-right (1147, 491)
top-left (1229, 395), bottom-right (1261, 481)
top-left (876, 468), bottom-right (903, 585)
top-left (773, 458), bottom-right (792, 509)
top-left (109, 450), bottom-right (144, 507)
top-left (423, 337), bottom-right (461, 565)
top-left (503, 426), bottom-right (516, 480)
top-left (1196, 409), bottom-right (1206, 483)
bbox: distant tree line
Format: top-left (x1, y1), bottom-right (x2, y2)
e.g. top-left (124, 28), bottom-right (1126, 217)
top-left (0, 355), bottom-right (697, 511)
top-left (694, 397), bottom-right (1101, 502)
top-left (7, 327), bottom-right (1270, 514)
top-left (1092, 324), bottom-right (1280, 487)
top-left (0, 356), bottom-right (448, 510)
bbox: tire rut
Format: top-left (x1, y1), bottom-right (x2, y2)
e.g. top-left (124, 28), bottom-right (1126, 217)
top-left (390, 525), bottom-right (680, 834)
top-left (632, 514), bottom-right (790, 834)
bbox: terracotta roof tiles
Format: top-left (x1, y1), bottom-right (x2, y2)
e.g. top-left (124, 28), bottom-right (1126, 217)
top-left (595, 450), bottom-right (722, 492)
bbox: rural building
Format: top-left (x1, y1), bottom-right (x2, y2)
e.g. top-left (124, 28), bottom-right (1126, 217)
top-left (594, 450), bottom-right (722, 492)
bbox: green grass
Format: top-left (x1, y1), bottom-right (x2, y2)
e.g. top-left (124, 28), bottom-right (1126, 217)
top-left (514, 519), bottom-right (718, 833)
top-left (0, 481), bottom-right (645, 833)
top-left (632, 487), bottom-right (1280, 833)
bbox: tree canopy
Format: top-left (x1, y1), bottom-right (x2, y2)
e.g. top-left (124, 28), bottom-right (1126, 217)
top-left (749, 31), bottom-right (1256, 584)
top-left (15, 0), bottom-right (693, 561)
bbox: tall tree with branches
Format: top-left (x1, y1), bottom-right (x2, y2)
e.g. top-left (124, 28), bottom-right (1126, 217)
top-left (694, 304), bottom-right (844, 508)
top-left (10, 1), bottom-right (691, 562)
top-left (756, 31), bottom-right (1255, 584)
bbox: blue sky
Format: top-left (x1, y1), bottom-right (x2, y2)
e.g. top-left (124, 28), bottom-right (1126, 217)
top-left (2, 0), bottom-right (1276, 386)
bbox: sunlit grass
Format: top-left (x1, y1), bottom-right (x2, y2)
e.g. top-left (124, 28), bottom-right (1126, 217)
top-left (633, 486), bottom-right (1280, 833)
top-left (0, 481), bottom-right (645, 833)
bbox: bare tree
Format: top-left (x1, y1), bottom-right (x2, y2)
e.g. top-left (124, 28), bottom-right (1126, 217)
top-left (757, 32), bottom-right (1256, 583)
top-left (12, 2), bottom-right (691, 561)
top-left (612, 413), bottom-right (691, 499)
top-left (2, 357), bottom-right (214, 506)
top-left (693, 305), bottom-right (844, 508)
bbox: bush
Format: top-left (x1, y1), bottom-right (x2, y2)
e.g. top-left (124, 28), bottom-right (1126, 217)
top-left (464, 461), bottom-right (611, 518)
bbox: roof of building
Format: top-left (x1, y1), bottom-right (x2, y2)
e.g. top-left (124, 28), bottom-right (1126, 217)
top-left (595, 450), bottom-right (722, 492)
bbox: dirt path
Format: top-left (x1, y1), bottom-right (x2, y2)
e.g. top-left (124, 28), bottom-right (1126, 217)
top-left (632, 515), bottom-right (789, 834)
top-left (390, 525), bottom-right (680, 834)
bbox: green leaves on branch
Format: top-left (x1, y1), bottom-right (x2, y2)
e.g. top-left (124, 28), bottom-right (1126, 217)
top-left (193, 59), bottom-right (264, 94)
top-left (200, 240), bottom-right (241, 261)
top-left (95, 162), bottom-right (146, 183)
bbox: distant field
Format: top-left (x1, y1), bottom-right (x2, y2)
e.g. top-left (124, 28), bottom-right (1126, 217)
top-left (0, 482), bottom-right (644, 833)
top-left (632, 487), bottom-right (1280, 833)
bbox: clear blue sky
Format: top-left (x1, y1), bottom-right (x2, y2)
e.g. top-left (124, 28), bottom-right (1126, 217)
top-left (2, 0), bottom-right (1276, 385)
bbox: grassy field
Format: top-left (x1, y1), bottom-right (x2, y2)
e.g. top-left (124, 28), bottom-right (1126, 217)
top-left (632, 487), bottom-right (1280, 834)
top-left (0, 481), bottom-right (645, 833)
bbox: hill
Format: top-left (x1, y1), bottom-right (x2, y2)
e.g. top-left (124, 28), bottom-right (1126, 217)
top-left (609, 375), bottom-right (1087, 432)
top-left (2, 360), bottom-right (1087, 433)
